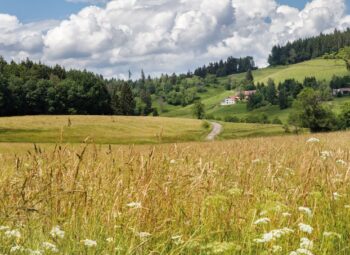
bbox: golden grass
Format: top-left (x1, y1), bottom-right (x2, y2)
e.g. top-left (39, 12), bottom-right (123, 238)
top-left (0, 116), bottom-right (208, 144)
top-left (0, 132), bottom-right (350, 254)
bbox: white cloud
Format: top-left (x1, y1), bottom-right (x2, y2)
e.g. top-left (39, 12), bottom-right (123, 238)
top-left (0, 0), bottom-right (350, 77)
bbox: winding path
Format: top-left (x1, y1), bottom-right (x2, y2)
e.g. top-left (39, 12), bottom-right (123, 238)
top-left (206, 122), bottom-right (223, 141)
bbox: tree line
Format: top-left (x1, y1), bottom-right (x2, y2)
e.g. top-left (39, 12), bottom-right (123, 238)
top-left (268, 29), bottom-right (350, 66)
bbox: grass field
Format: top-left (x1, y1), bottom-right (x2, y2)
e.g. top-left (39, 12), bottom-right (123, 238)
top-left (0, 116), bottom-right (210, 144)
top-left (0, 131), bottom-right (350, 254)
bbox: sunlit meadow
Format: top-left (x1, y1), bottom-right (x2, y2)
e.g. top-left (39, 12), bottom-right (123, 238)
top-left (1, 132), bottom-right (350, 254)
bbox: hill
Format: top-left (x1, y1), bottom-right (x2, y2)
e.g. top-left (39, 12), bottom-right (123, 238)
top-left (162, 59), bottom-right (350, 123)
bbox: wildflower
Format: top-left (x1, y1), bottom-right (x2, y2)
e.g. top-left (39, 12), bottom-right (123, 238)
top-left (254, 228), bottom-right (294, 243)
top-left (170, 159), bottom-right (176, 164)
top-left (254, 217), bottom-right (270, 225)
top-left (42, 242), bottom-right (59, 253)
top-left (333, 192), bottom-right (342, 200)
top-left (336, 159), bottom-right (347, 165)
top-left (10, 245), bottom-right (24, 253)
top-left (345, 205), bottom-right (350, 209)
top-left (320, 151), bottom-right (332, 159)
top-left (171, 235), bottom-right (184, 245)
top-left (298, 207), bottom-right (312, 217)
top-left (5, 229), bottom-right (21, 239)
top-left (27, 249), bottom-right (42, 255)
top-left (298, 223), bottom-right (313, 234)
top-left (323, 232), bottom-right (341, 238)
top-left (202, 241), bottom-right (238, 254)
top-left (259, 210), bottom-right (268, 216)
top-left (82, 239), bottom-right (97, 247)
top-left (50, 226), bottom-right (65, 239)
top-left (138, 232), bottom-right (151, 239)
top-left (127, 202), bottom-right (142, 209)
top-left (0, 226), bottom-right (10, 231)
top-left (294, 248), bottom-right (314, 255)
top-left (306, 138), bottom-right (319, 143)
top-left (106, 237), bottom-right (114, 243)
top-left (300, 237), bottom-right (313, 250)
top-left (272, 245), bottom-right (282, 253)
top-left (252, 159), bottom-right (261, 164)
top-left (282, 212), bottom-right (292, 217)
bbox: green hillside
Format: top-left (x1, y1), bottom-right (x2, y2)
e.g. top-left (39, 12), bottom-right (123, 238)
top-left (162, 59), bottom-right (350, 122)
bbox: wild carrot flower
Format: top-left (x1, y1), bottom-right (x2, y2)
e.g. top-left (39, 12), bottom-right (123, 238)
top-left (5, 229), bottom-right (21, 239)
top-left (82, 239), bottom-right (97, 247)
top-left (42, 242), bottom-right (59, 253)
top-left (138, 232), bottom-right (151, 239)
top-left (254, 217), bottom-right (270, 225)
top-left (127, 202), bottom-right (142, 209)
top-left (10, 245), bottom-right (24, 253)
top-left (298, 207), bottom-right (312, 217)
top-left (254, 228), bottom-right (294, 243)
top-left (333, 192), bottom-right (342, 200)
top-left (282, 212), bottom-right (292, 217)
top-left (272, 245), bottom-right (282, 253)
top-left (106, 237), bottom-right (114, 243)
top-left (300, 237), bottom-right (313, 250)
top-left (170, 159), bottom-right (176, 164)
top-left (320, 151), bottom-right (332, 159)
top-left (27, 249), bottom-right (42, 255)
top-left (306, 138), bottom-right (319, 143)
top-left (323, 232), bottom-right (341, 238)
top-left (298, 223), bottom-right (313, 234)
top-left (336, 159), bottom-right (347, 165)
top-left (50, 226), bottom-right (65, 239)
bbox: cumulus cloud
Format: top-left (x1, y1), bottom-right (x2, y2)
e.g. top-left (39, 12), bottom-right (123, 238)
top-left (1, 0), bottom-right (350, 77)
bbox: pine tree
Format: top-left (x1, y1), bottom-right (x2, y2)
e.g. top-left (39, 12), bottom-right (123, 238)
top-left (120, 83), bottom-right (135, 115)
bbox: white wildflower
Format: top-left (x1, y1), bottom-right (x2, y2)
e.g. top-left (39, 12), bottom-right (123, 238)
top-left (50, 226), bottom-right (65, 239)
top-left (27, 249), bottom-right (42, 255)
top-left (127, 202), bottom-right (142, 209)
top-left (298, 223), bottom-right (313, 234)
top-left (306, 138), bottom-right (319, 143)
top-left (254, 228), bottom-right (294, 243)
top-left (320, 151), bottom-right (332, 159)
top-left (298, 207), bottom-right (312, 217)
top-left (170, 159), bottom-right (176, 164)
top-left (10, 245), bottom-right (24, 253)
top-left (252, 159), bottom-right (261, 164)
top-left (254, 217), bottom-right (270, 225)
top-left (106, 237), bottom-right (114, 243)
top-left (5, 229), bottom-right (21, 239)
top-left (295, 248), bottom-right (314, 255)
top-left (82, 239), bottom-right (97, 247)
top-left (259, 210), bottom-right (268, 216)
top-left (333, 192), bottom-right (342, 200)
top-left (272, 245), bottom-right (282, 253)
top-left (336, 159), bottom-right (347, 165)
top-left (345, 205), bottom-right (350, 209)
top-left (138, 232), bottom-right (151, 239)
top-left (0, 226), bottom-right (10, 231)
top-left (282, 212), bottom-right (292, 217)
top-left (323, 232), bottom-right (341, 238)
top-left (300, 237), bottom-right (313, 250)
top-left (42, 242), bottom-right (59, 253)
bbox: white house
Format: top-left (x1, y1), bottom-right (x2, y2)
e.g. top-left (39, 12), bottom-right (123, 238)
top-left (221, 96), bottom-right (238, 106)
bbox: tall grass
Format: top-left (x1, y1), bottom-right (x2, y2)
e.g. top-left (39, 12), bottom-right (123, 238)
top-left (0, 132), bottom-right (350, 254)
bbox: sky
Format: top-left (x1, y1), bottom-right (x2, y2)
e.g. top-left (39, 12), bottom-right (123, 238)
top-left (1, 0), bottom-right (350, 78)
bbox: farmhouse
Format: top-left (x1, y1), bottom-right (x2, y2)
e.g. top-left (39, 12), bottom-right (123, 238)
top-left (221, 96), bottom-right (239, 106)
top-left (241, 90), bottom-right (257, 99)
top-left (333, 88), bottom-right (350, 96)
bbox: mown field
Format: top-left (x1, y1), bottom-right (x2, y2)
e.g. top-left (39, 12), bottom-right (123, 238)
top-left (0, 131), bottom-right (349, 254)
top-left (163, 59), bottom-right (350, 122)
top-left (0, 116), bottom-right (209, 144)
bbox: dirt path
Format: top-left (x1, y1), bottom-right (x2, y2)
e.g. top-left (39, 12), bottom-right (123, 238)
top-left (206, 122), bottom-right (223, 141)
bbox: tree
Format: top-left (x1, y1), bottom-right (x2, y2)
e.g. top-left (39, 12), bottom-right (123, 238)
top-left (140, 89), bottom-right (152, 115)
top-left (192, 100), bottom-right (205, 119)
top-left (266, 78), bottom-right (277, 104)
top-left (278, 87), bottom-right (290, 109)
top-left (289, 88), bottom-right (339, 132)
top-left (120, 83), bottom-right (135, 115)
top-left (339, 103), bottom-right (350, 129)
top-left (245, 69), bottom-right (254, 83)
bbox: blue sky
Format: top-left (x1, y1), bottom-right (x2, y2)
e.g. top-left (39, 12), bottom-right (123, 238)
top-left (0, 0), bottom-right (349, 77)
top-left (0, 0), bottom-right (343, 23)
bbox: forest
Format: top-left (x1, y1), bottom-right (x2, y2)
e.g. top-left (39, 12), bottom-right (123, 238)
top-left (268, 28), bottom-right (350, 65)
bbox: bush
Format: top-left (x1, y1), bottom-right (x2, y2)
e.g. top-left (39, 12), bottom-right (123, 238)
top-left (272, 117), bottom-right (283, 125)
top-left (202, 121), bottom-right (211, 129)
top-left (224, 116), bottom-right (240, 123)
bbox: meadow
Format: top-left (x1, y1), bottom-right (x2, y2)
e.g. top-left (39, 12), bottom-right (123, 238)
top-left (0, 130), bottom-right (349, 254)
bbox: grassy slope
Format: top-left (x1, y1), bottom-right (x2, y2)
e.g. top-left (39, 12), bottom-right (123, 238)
top-left (163, 59), bottom-right (350, 122)
top-left (0, 115), bottom-right (209, 144)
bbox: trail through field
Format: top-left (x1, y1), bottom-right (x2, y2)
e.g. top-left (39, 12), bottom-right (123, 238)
top-left (206, 122), bottom-right (222, 141)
